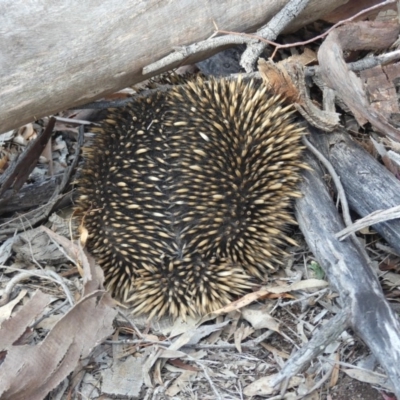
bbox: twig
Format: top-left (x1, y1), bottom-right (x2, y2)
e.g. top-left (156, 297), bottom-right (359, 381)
top-left (341, 49), bottom-right (400, 73)
top-left (336, 205), bottom-right (400, 240)
top-left (303, 137), bottom-right (350, 224)
top-left (53, 116), bottom-right (96, 126)
top-left (0, 129), bottom-right (83, 240)
top-left (117, 310), bottom-right (145, 339)
top-left (105, 329), bottom-right (275, 350)
top-left (19, 216), bottom-right (44, 271)
top-left (145, 0), bottom-right (395, 76)
top-left (0, 117), bottom-right (56, 197)
top-left (240, 0), bottom-right (310, 71)
top-left (321, 357), bottom-right (389, 378)
top-left (279, 288), bottom-right (329, 307)
top-left (31, 298), bottom-right (70, 328)
top-left (226, 0), bottom-right (395, 61)
top-left (191, 360), bottom-right (223, 400)
top-left (236, 379), bottom-right (244, 400)
top-left (143, 35), bottom-right (256, 75)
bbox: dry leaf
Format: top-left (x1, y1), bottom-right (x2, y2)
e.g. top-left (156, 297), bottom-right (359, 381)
top-left (258, 59), bottom-right (300, 103)
top-left (170, 320), bottom-right (230, 350)
top-left (234, 324), bottom-right (254, 353)
top-left (283, 47), bottom-right (317, 66)
top-left (329, 352), bottom-right (340, 388)
top-left (318, 21), bottom-right (400, 140)
top-left (165, 370), bottom-right (197, 397)
top-left (167, 359), bottom-right (198, 372)
top-left (343, 368), bottom-right (393, 390)
top-left (0, 237), bottom-right (16, 265)
top-left (0, 153), bottom-right (8, 172)
top-left (260, 343), bottom-right (290, 359)
top-left (241, 308), bottom-right (280, 331)
top-left (244, 373), bottom-right (303, 396)
top-left (266, 279), bottom-right (329, 294)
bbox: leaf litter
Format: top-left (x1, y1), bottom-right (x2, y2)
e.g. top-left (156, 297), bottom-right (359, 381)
top-left (2, 4), bottom-right (400, 399)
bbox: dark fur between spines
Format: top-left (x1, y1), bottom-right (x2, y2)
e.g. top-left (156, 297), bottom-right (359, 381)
top-left (75, 76), bottom-right (306, 319)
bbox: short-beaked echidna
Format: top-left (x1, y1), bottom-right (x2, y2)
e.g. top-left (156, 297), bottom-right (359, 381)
top-left (75, 76), bottom-right (306, 319)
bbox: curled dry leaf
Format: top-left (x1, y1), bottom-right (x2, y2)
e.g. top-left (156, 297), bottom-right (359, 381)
top-left (343, 368), bottom-right (394, 391)
top-left (258, 57), bottom-right (340, 131)
top-left (241, 307), bottom-right (280, 331)
top-left (258, 58), bottom-right (300, 103)
top-left (234, 324), bottom-right (255, 353)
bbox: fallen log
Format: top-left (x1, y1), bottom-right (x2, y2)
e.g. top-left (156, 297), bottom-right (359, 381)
top-left (0, 0), bottom-right (347, 135)
top-left (280, 144), bottom-right (400, 396)
top-left (310, 128), bottom-right (400, 255)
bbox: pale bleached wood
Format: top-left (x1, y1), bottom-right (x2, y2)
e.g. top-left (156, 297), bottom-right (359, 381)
top-left (295, 149), bottom-right (400, 396)
top-left (0, 0), bottom-right (346, 135)
top-left (310, 128), bottom-right (400, 255)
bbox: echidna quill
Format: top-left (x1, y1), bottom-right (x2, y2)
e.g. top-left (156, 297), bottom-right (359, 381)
top-left (75, 76), bottom-right (306, 319)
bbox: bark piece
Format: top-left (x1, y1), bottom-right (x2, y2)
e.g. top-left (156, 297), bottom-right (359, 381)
top-left (323, 0), bottom-right (397, 23)
top-left (360, 63), bottom-right (400, 118)
top-left (102, 356), bottom-right (144, 399)
top-left (318, 20), bottom-right (400, 139)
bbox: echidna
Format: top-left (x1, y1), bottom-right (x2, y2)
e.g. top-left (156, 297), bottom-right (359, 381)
top-left (76, 76), bottom-right (306, 319)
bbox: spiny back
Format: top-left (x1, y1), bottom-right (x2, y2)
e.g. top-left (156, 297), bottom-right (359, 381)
top-left (76, 76), bottom-right (306, 319)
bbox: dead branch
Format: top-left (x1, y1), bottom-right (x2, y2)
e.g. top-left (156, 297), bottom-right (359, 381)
top-left (0, 118), bottom-right (55, 199)
top-left (336, 205), bottom-right (400, 240)
top-left (239, 0), bottom-right (311, 71)
top-left (310, 129), bottom-right (400, 255)
top-left (0, 128), bottom-right (84, 241)
top-left (292, 130), bottom-right (400, 396)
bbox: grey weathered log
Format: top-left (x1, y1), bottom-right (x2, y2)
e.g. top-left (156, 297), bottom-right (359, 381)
top-left (0, 0), bottom-right (346, 135)
top-left (310, 129), bottom-right (400, 255)
top-left (295, 149), bottom-right (400, 395)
